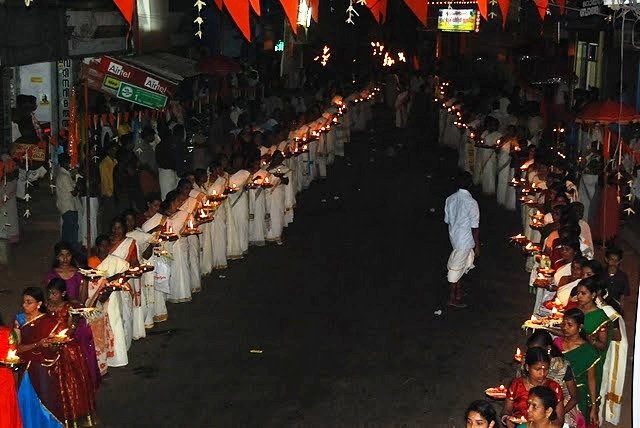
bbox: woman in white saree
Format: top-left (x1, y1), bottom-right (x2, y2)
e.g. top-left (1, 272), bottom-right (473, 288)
top-left (248, 167), bottom-right (269, 247)
top-left (206, 161), bottom-right (229, 270)
top-left (179, 180), bottom-right (204, 294)
top-left (480, 117), bottom-right (501, 196)
top-left (279, 140), bottom-right (296, 226)
top-left (227, 167), bottom-right (250, 259)
top-left (163, 190), bottom-right (192, 304)
top-left (266, 151), bottom-right (288, 244)
top-left (496, 126), bottom-right (516, 208)
top-left (597, 299), bottom-right (627, 425)
top-left (140, 210), bottom-right (168, 326)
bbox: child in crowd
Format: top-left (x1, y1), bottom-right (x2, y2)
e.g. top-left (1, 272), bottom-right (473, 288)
top-left (603, 247), bottom-right (629, 312)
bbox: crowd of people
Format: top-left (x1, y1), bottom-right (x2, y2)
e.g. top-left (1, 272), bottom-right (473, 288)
top-left (0, 81), bottom-right (380, 428)
top-left (437, 79), bottom-right (630, 427)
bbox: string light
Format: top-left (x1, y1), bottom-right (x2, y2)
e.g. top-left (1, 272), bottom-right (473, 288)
top-left (314, 45), bottom-right (332, 67)
top-left (194, 0), bottom-right (206, 39)
top-left (429, 0), bottom-right (477, 4)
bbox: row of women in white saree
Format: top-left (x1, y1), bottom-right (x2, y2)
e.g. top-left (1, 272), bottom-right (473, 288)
top-left (87, 90), bottom-right (376, 373)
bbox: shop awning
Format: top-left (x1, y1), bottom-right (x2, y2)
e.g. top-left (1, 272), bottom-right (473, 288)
top-left (81, 53), bottom-right (200, 110)
top-left (115, 52), bottom-right (200, 83)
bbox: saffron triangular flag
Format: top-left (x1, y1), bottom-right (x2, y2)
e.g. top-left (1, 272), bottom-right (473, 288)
top-left (497, 0), bottom-right (510, 27)
top-left (112, 0), bottom-right (135, 26)
top-left (224, 0), bottom-right (251, 41)
top-left (280, 0), bottom-right (299, 34)
top-left (249, 0), bottom-right (261, 16)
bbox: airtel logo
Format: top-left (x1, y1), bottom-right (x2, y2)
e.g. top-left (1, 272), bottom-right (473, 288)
top-left (144, 77), bottom-right (168, 94)
top-left (107, 62), bottom-right (131, 78)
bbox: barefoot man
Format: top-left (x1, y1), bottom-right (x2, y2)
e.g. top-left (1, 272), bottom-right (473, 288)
top-left (444, 171), bottom-right (480, 308)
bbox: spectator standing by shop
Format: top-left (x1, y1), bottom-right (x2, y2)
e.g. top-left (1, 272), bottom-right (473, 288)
top-left (56, 153), bottom-right (81, 247)
top-left (156, 120), bottom-right (178, 200)
top-left (77, 144), bottom-right (101, 250)
top-left (99, 143), bottom-right (118, 233)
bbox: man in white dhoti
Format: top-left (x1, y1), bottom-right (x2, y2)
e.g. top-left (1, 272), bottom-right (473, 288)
top-left (444, 171), bottom-right (480, 308)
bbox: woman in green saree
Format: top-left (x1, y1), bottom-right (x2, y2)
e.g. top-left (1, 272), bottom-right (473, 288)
top-left (553, 308), bottom-right (601, 427)
top-left (575, 278), bottom-right (612, 358)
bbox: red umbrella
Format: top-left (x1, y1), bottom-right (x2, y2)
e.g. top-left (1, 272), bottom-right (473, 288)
top-left (197, 55), bottom-right (241, 76)
top-left (575, 99), bottom-right (640, 124)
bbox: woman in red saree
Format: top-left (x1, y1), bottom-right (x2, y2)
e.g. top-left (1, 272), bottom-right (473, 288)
top-left (44, 280), bottom-right (97, 426)
top-left (0, 312), bottom-right (22, 428)
top-left (16, 287), bottom-right (96, 426)
top-left (15, 287), bottom-right (64, 424)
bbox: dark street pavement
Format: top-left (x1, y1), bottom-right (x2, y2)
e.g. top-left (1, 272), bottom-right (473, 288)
top-left (97, 110), bottom-right (539, 428)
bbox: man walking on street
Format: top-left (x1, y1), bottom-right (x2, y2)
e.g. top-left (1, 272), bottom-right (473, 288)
top-left (56, 153), bottom-right (81, 247)
top-left (444, 171), bottom-right (480, 308)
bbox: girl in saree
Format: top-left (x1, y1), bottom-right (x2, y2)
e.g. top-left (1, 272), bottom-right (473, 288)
top-left (0, 311), bottom-right (22, 428)
top-left (43, 280), bottom-right (97, 426)
top-left (44, 243), bottom-right (100, 387)
top-left (554, 308), bottom-right (601, 427)
top-left (86, 234), bottom-right (116, 374)
top-left (15, 287), bottom-right (64, 427)
top-left (524, 331), bottom-right (581, 427)
top-left (46, 276), bottom-right (100, 390)
top-left (44, 242), bottom-right (88, 305)
top-left (575, 278), bottom-right (613, 358)
top-left (502, 347), bottom-right (564, 428)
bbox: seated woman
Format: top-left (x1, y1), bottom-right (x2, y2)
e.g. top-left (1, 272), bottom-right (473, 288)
top-left (0, 311), bottom-right (22, 428)
top-left (15, 287), bottom-right (64, 427)
top-left (43, 279), bottom-right (97, 426)
top-left (502, 348), bottom-right (564, 428)
top-left (518, 385), bottom-right (562, 428)
top-left (464, 399), bottom-right (499, 428)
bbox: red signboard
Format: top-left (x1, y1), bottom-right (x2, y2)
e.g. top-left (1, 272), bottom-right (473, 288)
top-left (98, 56), bottom-right (177, 97)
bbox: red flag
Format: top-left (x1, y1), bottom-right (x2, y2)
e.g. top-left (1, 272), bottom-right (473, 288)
top-left (310, 0), bottom-right (320, 22)
top-left (557, 0), bottom-right (566, 14)
top-left (250, 0), bottom-right (261, 16)
top-left (477, 0), bottom-right (488, 20)
top-left (280, 0), bottom-right (299, 34)
top-left (214, 0), bottom-right (223, 8)
top-left (112, 0), bottom-right (135, 26)
top-left (497, 0), bottom-right (510, 27)
top-left (367, 0), bottom-right (388, 23)
top-left (403, 0), bottom-right (428, 26)
top-left (537, 0), bottom-right (548, 20)
top-left (224, 0), bottom-right (251, 41)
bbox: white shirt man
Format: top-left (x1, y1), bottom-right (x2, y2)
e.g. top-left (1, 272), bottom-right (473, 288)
top-left (56, 161), bottom-right (81, 246)
top-left (444, 172), bottom-right (480, 308)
